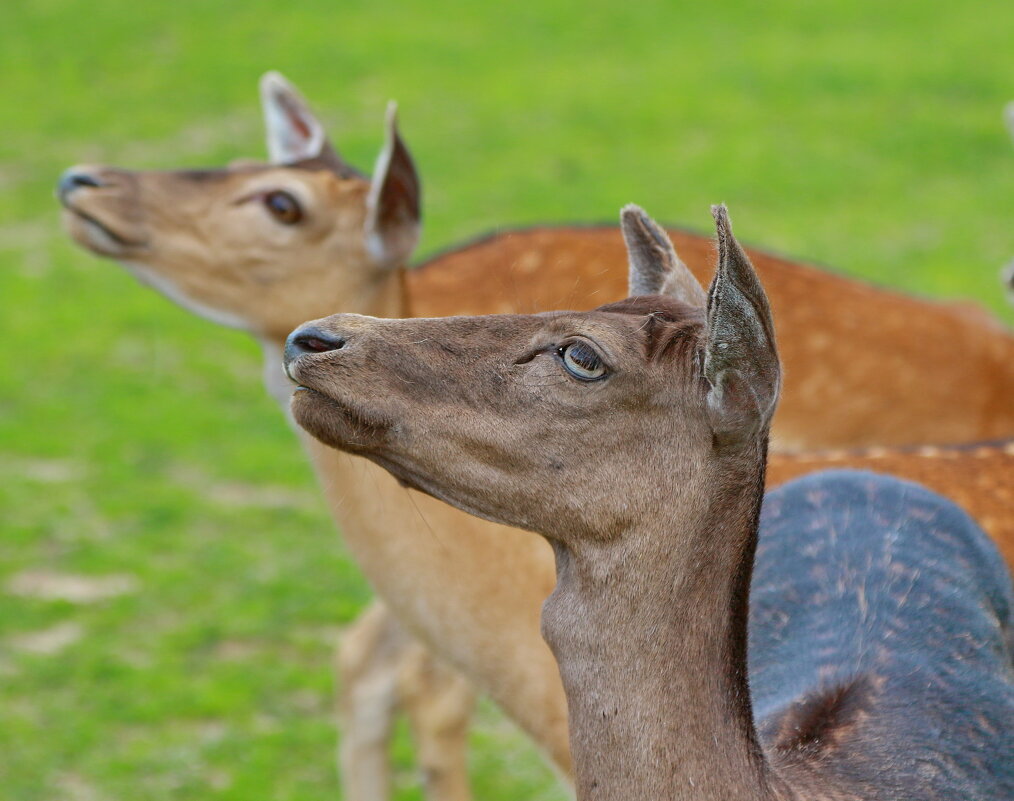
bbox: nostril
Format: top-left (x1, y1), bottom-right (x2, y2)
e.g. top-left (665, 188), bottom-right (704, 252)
top-left (57, 170), bottom-right (102, 199)
top-left (296, 335), bottom-right (345, 353)
top-left (287, 326), bottom-right (346, 357)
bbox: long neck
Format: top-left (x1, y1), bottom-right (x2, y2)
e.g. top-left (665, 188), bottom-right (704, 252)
top-left (542, 445), bottom-right (787, 801)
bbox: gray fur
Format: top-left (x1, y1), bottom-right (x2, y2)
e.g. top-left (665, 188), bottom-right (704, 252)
top-left (620, 203), bottom-right (707, 306)
top-left (704, 204), bottom-right (781, 445)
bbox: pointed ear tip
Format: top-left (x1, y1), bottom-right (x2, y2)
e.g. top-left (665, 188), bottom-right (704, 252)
top-left (259, 71), bottom-right (289, 94)
top-left (619, 203), bottom-right (648, 226)
top-left (384, 101), bottom-right (401, 131)
top-left (711, 204), bottom-right (734, 241)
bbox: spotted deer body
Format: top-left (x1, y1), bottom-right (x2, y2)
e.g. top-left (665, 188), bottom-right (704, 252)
top-left (410, 226), bottom-right (1014, 450)
top-left (284, 205), bottom-right (1014, 800)
top-left (60, 74), bottom-right (1014, 796)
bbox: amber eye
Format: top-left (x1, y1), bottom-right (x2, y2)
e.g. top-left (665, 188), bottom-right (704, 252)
top-left (559, 341), bottom-right (607, 381)
top-left (263, 190), bottom-right (303, 224)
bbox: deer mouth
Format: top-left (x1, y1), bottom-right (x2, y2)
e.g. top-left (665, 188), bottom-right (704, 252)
top-left (60, 205), bottom-right (148, 256)
top-left (290, 384), bottom-right (393, 453)
top-left (290, 377), bottom-right (502, 517)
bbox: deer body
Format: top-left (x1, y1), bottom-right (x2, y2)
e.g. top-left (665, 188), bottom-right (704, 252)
top-left (750, 472), bottom-right (1014, 800)
top-left (284, 205), bottom-right (1014, 800)
top-left (59, 74), bottom-right (1014, 795)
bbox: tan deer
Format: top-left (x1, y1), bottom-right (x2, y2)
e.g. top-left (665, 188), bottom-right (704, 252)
top-left (59, 73), bottom-right (1014, 797)
top-left (284, 204), bottom-right (1014, 801)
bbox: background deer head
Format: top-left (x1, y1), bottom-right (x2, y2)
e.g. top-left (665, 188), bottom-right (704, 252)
top-left (58, 72), bottom-right (420, 340)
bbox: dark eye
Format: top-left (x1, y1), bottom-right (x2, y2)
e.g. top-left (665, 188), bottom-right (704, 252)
top-left (263, 190), bottom-right (303, 224)
top-left (559, 341), bottom-right (607, 380)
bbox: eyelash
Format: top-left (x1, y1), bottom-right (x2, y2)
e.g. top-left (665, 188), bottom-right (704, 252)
top-left (557, 341), bottom-right (608, 381)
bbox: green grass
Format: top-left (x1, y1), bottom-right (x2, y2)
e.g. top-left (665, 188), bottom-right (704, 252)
top-left (1, 1), bottom-right (1012, 798)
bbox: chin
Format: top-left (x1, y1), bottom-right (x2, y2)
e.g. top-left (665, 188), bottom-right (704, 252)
top-left (290, 387), bottom-right (387, 454)
top-left (61, 209), bottom-right (133, 258)
top-left (290, 388), bottom-right (349, 449)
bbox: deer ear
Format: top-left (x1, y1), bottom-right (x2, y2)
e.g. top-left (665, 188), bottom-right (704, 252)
top-left (365, 102), bottom-right (421, 268)
top-left (620, 204), bottom-right (706, 307)
top-left (703, 205), bottom-right (780, 445)
top-left (260, 71), bottom-right (339, 165)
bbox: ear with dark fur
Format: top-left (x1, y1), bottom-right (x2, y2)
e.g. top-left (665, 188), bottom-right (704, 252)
top-left (620, 204), bottom-right (707, 307)
top-left (260, 71), bottom-right (348, 172)
top-left (703, 204), bottom-right (781, 446)
top-left (365, 102), bottom-right (421, 268)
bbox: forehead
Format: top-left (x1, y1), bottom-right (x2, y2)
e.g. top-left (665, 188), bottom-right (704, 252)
top-left (138, 161), bottom-right (367, 209)
top-left (536, 296), bottom-right (704, 349)
top-left (149, 158), bottom-right (352, 188)
top-left (519, 300), bottom-right (701, 371)
top-left (175, 153), bottom-right (345, 179)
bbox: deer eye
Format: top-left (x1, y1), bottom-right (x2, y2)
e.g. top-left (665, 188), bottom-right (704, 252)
top-left (559, 341), bottom-right (607, 381)
top-left (263, 190), bottom-right (303, 224)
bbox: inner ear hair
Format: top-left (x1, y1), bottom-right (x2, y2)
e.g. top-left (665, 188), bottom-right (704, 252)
top-left (703, 204), bottom-right (781, 443)
top-left (365, 102), bottom-right (421, 267)
top-left (259, 71), bottom-right (352, 176)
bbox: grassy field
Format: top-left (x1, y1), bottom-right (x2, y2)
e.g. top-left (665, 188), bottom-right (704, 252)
top-left (1, 1), bottom-right (1012, 799)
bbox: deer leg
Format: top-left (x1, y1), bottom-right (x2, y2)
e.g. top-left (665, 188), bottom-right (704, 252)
top-left (398, 640), bottom-right (476, 801)
top-left (337, 600), bottom-right (476, 801)
top-left (336, 601), bottom-right (403, 801)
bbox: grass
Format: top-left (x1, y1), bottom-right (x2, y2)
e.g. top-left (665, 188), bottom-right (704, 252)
top-left (1, 0), bottom-right (1011, 798)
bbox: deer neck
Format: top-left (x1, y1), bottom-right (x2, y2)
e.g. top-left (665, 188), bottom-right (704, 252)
top-left (542, 445), bottom-right (788, 801)
top-left (258, 268), bottom-right (407, 409)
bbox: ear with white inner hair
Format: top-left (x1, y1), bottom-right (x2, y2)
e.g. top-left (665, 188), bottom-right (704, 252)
top-left (365, 101), bottom-right (422, 268)
top-left (620, 204), bottom-right (707, 307)
top-left (703, 204), bottom-right (781, 446)
top-left (260, 71), bottom-right (343, 167)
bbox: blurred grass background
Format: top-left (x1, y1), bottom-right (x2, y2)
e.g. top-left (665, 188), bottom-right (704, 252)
top-left (1, 0), bottom-right (1011, 799)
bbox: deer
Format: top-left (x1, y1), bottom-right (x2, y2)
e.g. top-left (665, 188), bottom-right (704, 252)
top-left (58, 72), bottom-right (1014, 798)
top-left (283, 203), bottom-right (1014, 801)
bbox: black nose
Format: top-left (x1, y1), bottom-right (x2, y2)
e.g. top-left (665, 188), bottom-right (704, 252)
top-left (285, 326), bottom-right (346, 366)
top-left (57, 170), bottom-right (102, 201)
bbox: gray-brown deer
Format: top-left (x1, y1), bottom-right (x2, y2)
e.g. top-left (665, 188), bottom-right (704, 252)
top-left (59, 72), bottom-right (1014, 797)
top-left (284, 204), bottom-right (1014, 801)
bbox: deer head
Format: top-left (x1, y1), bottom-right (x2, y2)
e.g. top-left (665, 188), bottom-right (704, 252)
top-left (57, 72), bottom-right (420, 340)
top-left (284, 204), bottom-right (780, 541)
